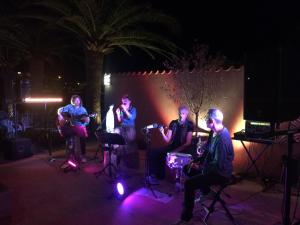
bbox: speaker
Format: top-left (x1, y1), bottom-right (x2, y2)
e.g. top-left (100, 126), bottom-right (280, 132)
top-left (3, 138), bottom-right (32, 160)
top-left (244, 44), bottom-right (300, 122)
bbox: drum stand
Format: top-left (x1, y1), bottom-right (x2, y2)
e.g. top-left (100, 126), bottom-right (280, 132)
top-left (167, 152), bottom-right (193, 192)
top-left (143, 128), bottom-right (158, 198)
top-left (175, 167), bottom-right (184, 192)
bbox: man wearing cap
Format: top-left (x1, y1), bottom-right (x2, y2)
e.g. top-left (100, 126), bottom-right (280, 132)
top-left (173, 108), bottom-right (234, 225)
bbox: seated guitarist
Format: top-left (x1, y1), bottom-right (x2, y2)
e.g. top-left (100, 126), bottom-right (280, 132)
top-left (173, 108), bottom-right (234, 225)
top-left (57, 95), bottom-right (90, 163)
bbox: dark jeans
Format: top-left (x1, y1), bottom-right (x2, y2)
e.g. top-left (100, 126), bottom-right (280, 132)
top-left (66, 136), bottom-right (86, 157)
top-left (80, 137), bottom-right (86, 155)
top-left (180, 167), bottom-right (229, 221)
top-left (148, 145), bottom-right (173, 179)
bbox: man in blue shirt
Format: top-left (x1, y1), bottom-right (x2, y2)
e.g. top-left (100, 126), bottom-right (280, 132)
top-left (57, 95), bottom-right (90, 163)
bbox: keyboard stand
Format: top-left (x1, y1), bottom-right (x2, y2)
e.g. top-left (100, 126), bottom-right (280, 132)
top-left (232, 136), bottom-right (275, 177)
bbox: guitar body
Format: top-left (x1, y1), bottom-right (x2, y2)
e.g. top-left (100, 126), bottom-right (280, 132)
top-left (56, 112), bottom-right (74, 138)
top-left (56, 112), bottom-right (96, 138)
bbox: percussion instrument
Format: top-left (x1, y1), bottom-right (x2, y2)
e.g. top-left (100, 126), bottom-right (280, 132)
top-left (166, 152), bottom-right (192, 169)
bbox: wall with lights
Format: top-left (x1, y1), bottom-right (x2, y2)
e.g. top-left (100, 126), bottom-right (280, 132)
top-left (104, 67), bottom-right (294, 178)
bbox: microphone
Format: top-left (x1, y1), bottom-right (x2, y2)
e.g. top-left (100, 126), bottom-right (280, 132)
top-left (143, 123), bottom-right (163, 130)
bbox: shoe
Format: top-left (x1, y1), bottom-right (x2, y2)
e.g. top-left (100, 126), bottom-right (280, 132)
top-left (61, 162), bottom-right (69, 170)
top-left (195, 190), bottom-right (216, 203)
top-left (175, 181), bottom-right (184, 192)
top-left (146, 175), bottom-right (159, 185)
top-left (81, 157), bottom-right (87, 163)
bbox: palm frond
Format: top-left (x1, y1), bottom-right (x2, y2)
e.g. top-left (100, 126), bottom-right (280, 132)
top-left (61, 16), bottom-right (93, 38)
top-left (20, 0), bottom-right (181, 62)
top-left (29, 0), bottom-right (72, 16)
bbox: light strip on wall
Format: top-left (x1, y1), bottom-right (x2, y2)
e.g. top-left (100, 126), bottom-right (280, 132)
top-left (24, 97), bottom-right (63, 103)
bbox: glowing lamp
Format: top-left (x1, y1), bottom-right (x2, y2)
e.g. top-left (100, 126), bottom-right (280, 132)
top-left (104, 73), bottom-right (111, 86)
top-left (24, 97), bottom-right (63, 103)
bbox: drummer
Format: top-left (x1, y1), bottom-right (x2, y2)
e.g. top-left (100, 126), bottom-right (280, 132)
top-left (148, 106), bottom-right (194, 184)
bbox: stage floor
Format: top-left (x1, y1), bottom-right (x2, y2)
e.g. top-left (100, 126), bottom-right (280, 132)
top-left (0, 142), bottom-right (299, 225)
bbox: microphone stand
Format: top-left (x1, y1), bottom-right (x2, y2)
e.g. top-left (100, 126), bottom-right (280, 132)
top-left (143, 128), bottom-right (158, 198)
top-left (282, 130), bottom-right (297, 225)
top-left (272, 127), bottom-right (300, 225)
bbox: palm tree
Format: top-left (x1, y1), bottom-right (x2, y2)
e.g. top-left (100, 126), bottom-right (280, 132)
top-left (0, 9), bottom-right (30, 70)
top-left (0, 1), bottom-right (82, 96)
top-left (30, 0), bottom-right (180, 122)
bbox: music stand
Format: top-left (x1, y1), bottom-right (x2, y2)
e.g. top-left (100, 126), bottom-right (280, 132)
top-left (94, 132), bottom-right (125, 179)
top-left (142, 128), bottom-right (158, 198)
top-left (93, 118), bottom-right (106, 161)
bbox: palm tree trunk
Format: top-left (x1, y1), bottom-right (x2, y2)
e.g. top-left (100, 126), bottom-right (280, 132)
top-left (195, 111), bottom-right (199, 136)
top-left (84, 50), bottom-right (103, 123)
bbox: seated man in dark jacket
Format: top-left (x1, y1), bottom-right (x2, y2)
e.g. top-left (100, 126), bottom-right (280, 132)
top-left (173, 108), bottom-right (234, 225)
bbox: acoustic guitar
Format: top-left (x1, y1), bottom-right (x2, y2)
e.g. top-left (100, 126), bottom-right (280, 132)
top-left (57, 112), bottom-right (97, 138)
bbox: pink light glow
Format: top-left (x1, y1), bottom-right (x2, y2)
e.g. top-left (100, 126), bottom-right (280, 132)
top-left (67, 160), bottom-right (77, 168)
top-left (83, 165), bottom-right (100, 173)
top-left (24, 97), bottom-right (63, 103)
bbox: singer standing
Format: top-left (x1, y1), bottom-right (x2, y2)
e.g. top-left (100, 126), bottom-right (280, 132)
top-left (115, 94), bottom-right (137, 155)
top-left (148, 106), bottom-right (194, 183)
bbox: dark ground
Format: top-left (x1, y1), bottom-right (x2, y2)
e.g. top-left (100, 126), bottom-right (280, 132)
top-left (0, 141), bottom-right (300, 225)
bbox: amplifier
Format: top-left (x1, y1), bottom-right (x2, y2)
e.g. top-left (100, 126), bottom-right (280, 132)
top-left (3, 138), bottom-right (33, 160)
top-left (245, 120), bottom-right (274, 138)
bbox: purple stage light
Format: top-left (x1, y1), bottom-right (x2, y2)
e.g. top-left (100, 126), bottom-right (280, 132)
top-left (67, 160), bottom-right (77, 168)
top-left (116, 182), bottom-right (125, 196)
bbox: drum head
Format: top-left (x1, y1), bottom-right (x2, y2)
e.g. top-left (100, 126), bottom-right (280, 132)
top-left (174, 153), bottom-right (192, 157)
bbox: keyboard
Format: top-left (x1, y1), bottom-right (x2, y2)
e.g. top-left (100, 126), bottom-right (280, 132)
top-left (233, 131), bottom-right (275, 145)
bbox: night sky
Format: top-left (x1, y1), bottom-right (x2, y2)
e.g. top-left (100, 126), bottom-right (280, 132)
top-left (2, 1), bottom-right (300, 75)
top-left (105, 1), bottom-right (300, 73)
